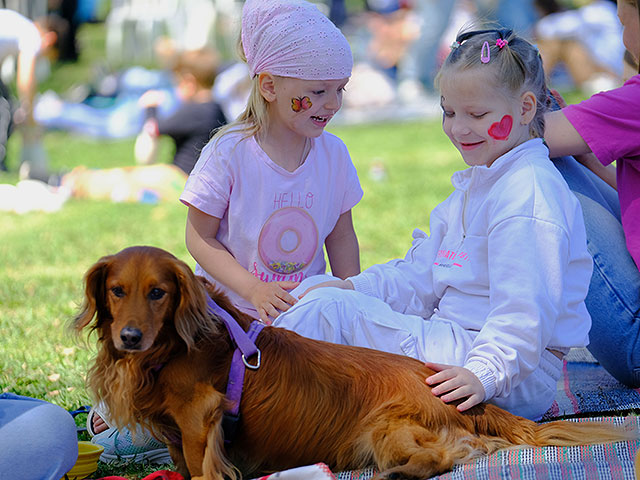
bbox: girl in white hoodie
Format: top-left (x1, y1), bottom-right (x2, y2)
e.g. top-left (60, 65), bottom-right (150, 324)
top-left (273, 27), bottom-right (593, 420)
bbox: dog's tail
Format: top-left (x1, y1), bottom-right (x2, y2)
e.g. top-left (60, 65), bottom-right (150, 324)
top-left (530, 418), bottom-right (637, 447)
top-left (474, 405), bottom-right (637, 450)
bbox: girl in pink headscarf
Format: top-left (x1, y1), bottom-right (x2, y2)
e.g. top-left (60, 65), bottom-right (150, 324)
top-left (180, 0), bottom-right (363, 324)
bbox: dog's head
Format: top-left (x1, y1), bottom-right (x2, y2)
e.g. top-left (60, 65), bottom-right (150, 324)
top-left (74, 246), bottom-right (210, 352)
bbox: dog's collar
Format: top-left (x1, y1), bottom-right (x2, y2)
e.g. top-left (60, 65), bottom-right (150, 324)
top-left (206, 296), bottom-right (264, 447)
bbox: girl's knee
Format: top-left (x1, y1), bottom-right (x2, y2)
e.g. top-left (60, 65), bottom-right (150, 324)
top-left (33, 402), bottom-right (78, 447)
top-left (0, 401), bottom-right (79, 478)
top-left (275, 285), bottom-right (365, 343)
top-left (274, 286), bottom-right (341, 335)
top-left (289, 274), bottom-right (339, 298)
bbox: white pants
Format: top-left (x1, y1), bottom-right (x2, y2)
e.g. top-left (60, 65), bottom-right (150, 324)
top-left (274, 275), bottom-right (562, 420)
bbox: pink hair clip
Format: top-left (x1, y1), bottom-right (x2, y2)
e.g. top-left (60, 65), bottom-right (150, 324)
top-left (496, 38), bottom-right (508, 49)
top-left (481, 41), bottom-right (490, 63)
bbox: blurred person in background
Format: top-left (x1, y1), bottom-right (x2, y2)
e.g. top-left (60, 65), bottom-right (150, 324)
top-left (397, 0), bottom-right (538, 103)
top-left (534, 0), bottom-right (624, 93)
top-left (0, 8), bottom-right (60, 173)
top-left (134, 47), bottom-right (228, 175)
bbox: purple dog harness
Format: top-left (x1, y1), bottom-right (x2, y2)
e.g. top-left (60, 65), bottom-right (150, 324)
top-left (206, 297), bottom-right (264, 446)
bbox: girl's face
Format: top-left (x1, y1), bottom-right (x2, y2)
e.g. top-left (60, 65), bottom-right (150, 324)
top-left (618, 0), bottom-right (640, 63)
top-left (439, 68), bottom-right (534, 168)
top-left (266, 76), bottom-right (348, 139)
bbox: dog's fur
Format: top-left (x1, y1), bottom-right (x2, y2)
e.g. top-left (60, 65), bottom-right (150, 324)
top-left (74, 246), bottom-right (635, 480)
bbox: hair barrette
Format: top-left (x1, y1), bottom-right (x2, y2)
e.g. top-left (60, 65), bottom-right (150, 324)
top-left (480, 41), bottom-right (490, 63)
top-left (450, 41), bottom-right (460, 50)
top-left (496, 38), bottom-right (508, 49)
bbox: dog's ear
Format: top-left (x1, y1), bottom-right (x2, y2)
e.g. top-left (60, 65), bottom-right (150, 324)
top-left (73, 255), bottom-right (112, 333)
top-left (170, 257), bottom-right (211, 349)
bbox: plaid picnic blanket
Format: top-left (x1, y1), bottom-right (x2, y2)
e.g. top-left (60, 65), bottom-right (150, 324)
top-left (337, 417), bottom-right (640, 480)
top-left (542, 350), bottom-right (640, 421)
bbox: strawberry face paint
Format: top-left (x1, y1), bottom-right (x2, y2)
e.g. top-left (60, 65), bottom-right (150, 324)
top-left (291, 96), bottom-right (312, 112)
top-left (488, 115), bottom-right (513, 140)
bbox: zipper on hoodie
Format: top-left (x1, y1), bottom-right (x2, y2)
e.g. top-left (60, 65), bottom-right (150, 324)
top-left (459, 167), bottom-right (476, 248)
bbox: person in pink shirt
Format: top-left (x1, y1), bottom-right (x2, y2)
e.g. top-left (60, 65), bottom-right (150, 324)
top-left (180, 0), bottom-right (363, 324)
top-left (544, 0), bottom-right (640, 387)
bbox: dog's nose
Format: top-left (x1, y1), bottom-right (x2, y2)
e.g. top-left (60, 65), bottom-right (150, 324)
top-left (120, 327), bottom-right (143, 349)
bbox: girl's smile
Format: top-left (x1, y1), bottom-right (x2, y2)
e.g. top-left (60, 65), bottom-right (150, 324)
top-left (310, 114), bottom-right (332, 127)
top-left (459, 140), bottom-right (485, 150)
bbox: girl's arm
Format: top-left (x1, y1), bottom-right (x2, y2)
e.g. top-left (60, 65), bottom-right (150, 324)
top-left (544, 109), bottom-right (591, 157)
top-left (185, 206), bottom-right (298, 323)
top-left (545, 107), bottom-right (617, 190)
top-left (16, 52), bottom-right (37, 125)
top-left (325, 210), bottom-right (361, 279)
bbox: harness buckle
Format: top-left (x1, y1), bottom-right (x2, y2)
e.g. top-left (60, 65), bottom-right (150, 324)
top-left (242, 349), bottom-right (261, 370)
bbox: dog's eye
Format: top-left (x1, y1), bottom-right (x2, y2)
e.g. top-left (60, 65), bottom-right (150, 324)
top-left (111, 286), bottom-right (125, 297)
top-left (148, 288), bottom-right (165, 300)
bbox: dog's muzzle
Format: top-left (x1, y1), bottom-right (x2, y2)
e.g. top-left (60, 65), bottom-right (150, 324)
top-left (120, 326), bottom-right (143, 350)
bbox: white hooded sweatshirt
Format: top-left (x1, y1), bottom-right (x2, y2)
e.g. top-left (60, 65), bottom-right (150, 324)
top-left (349, 139), bottom-right (593, 402)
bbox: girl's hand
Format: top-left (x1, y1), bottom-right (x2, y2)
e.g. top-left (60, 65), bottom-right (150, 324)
top-left (249, 281), bottom-right (299, 324)
top-left (299, 279), bottom-right (354, 298)
top-left (424, 362), bottom-right (485, 412)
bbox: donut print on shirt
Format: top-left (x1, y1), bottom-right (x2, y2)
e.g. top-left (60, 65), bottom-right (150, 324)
top-left (258, 207), bottom-right (319, 274)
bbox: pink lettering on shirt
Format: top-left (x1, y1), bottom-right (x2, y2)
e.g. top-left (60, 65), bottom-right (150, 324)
top-left (273, 191), bottom-right (315, 210)
top-left (251, 262), bottom-right (306, 283)
top-left (435, 249), bottom-right (470, 268)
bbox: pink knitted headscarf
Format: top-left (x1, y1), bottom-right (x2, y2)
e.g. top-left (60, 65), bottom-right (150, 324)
top-left (241, 0), bottom-right (353, 80)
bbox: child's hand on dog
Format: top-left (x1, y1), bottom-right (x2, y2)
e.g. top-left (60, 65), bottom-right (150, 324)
top-left (250, 281), bottom-right (299, 324)
top-left (425, 362), bottom-right (486, 412)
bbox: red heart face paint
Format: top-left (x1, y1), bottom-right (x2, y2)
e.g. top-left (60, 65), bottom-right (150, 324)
top-left (488, 115), bottom-right (513, 140)
top-left (291, 96), bottom-right (312, 112)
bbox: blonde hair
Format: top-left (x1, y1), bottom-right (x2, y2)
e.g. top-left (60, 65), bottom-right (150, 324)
top-left (436, 27), bottom-right (550, 139)
top-left (210, 35), bottom-right (270, 145)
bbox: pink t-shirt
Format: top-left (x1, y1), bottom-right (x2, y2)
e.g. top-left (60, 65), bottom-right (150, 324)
top-left (180, 130), bottom-right (363, 318)
top-left (564, 74), bottom-right (640, 270)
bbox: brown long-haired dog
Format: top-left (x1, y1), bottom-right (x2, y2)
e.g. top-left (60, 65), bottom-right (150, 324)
top-left (74, 246), bottom-right (634, 480)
